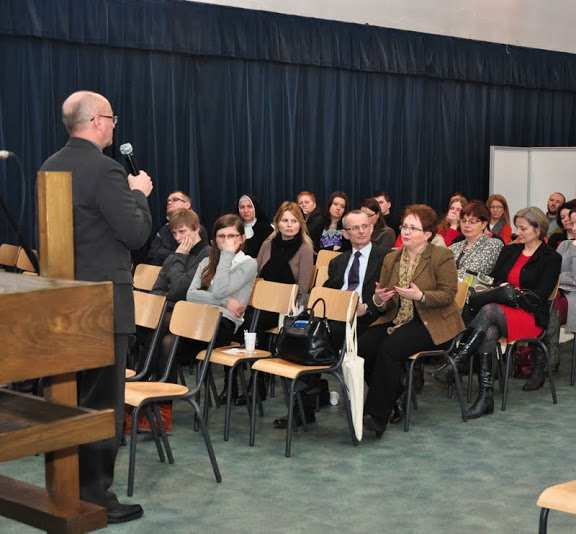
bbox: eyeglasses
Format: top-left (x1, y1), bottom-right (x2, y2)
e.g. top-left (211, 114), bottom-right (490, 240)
top-left (91, 114), bottom-right (118, 125)
top-left (399, 224), bottom-right (424, 233)
top-left (167, 197), bottom-right (186, 203)
top-left (216, 233), bottom-right (241, 240)
top-left (489, 205), bottom-right (504, 211)
top-left (345, 224), bottom-right (371, 233)
top-left (461, 218), bottom-right (481, 225)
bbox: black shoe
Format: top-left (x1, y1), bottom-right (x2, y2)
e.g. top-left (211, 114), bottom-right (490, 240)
top-left (522, 363), bottom-right (546, 391)
top-left (364, 415), bottom-right (387, 439)
top-left (106, 502), bottom-right (144, 524)
top-left (273, 412), bottom-right (315, 429)
top-left (434, 329), bottom-right (486, 385)
top-left (388, 403), bottom-right (404, 425)
top-left (465, 353), bottom-right (494, 420)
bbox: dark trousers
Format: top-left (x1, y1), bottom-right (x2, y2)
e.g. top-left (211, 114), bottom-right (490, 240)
top-left (79, 333), bottom-right (128, 506)
top-left (358, 319), bottom-right (439, 421)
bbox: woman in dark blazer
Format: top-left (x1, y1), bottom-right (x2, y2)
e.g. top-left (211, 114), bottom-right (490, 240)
top-left (449, 207), bottom-right (561, 419)
top-left (358, 204), bottom-right (465, 437)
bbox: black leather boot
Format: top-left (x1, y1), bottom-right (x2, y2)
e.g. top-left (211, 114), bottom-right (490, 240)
top-left (466, 352), bottom-right (494, 419)
top-left (522, 348), bottom-right (546, 391)
top-left (434, 329), bottom-right (486, 384)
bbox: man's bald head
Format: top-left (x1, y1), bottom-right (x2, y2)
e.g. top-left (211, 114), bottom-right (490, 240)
top-left (62, 91), bottom-right (110, 134)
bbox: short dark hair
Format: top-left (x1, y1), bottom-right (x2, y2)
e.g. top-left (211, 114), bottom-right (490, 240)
top-left (297, 191), bottom-right (316, 203)
top-left (402, 204), bottom-right (438, 241)
top-left (373, 191), bottom-right (390, 201)
top-left (461, 200), bottom-right (490, 223)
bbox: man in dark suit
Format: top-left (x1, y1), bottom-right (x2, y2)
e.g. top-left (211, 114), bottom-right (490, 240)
top-left (40, 90), bottom-right (153, 523)
top-left (324, 209), bottom-right (389, 336)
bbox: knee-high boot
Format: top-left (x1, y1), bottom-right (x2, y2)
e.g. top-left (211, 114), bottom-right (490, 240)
top-left (466, 352), bottom-right (494, 419)
top-left (434, 328), bottom-right (486, 384)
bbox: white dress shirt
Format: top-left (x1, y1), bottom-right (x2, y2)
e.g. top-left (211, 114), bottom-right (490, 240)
top-left (342, 242), bottom-right (372, 302)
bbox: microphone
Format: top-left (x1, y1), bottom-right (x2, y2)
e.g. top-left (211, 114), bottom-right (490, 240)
top-left (0, 150), bottom-right (15, 160)
top-left (119, 143), bottom-right (139, 175)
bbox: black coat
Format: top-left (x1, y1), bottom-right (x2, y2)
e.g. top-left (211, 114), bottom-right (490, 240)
top-left (40, 137), bottom-right (152, 333)
top-left (323, 244), bottom-right (389, 321)
top-left (244, 218), bottom-right (273, 258)
top-left (491, 243), bottom-right (562, 328)
top-left (145, 222), bottom-right (208, 266)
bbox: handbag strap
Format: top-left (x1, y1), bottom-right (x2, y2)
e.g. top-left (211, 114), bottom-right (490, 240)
top-left (308, 297), bottom-right (327, 319)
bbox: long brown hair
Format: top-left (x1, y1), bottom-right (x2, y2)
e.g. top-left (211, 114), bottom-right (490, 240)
top-left (437, 197), bottom-right (467, 233)
top-left (486, 194), bottom-right (510, 225)
top-left (270, 201), bottom-right (312, 245)
top-left (200, 214), bottom-right (244, 289)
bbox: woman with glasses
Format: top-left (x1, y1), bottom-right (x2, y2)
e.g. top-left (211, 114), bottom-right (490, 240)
top-left (446, 207), bottom-right (561, 418)
top-left (437, 197), bottom-right (467, 246)
top-left (486, 194), bottom-right (512, 244)
top-left (360, 197), bottom-right (396, 249)
top-left (548, 200), bottom-right (576, 249)
top-left (358, 204), bottom-right (465, 438)
top-left (449, 201), bottom-right (504, 280)
top-left (157, 214), bottom-right (258, 383)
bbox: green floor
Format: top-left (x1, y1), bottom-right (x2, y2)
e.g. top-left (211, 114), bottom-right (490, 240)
top-left (2, 342), bottom-right (576, 533)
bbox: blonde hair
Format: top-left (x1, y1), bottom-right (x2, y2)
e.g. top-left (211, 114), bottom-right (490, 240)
top-left (270, 201), bottom-right (312, 246)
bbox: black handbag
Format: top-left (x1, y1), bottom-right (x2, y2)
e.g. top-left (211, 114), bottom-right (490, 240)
top-left (275, 298), bottom-right (338, 366)
top-left (467, 283), bottom-right (519, 310)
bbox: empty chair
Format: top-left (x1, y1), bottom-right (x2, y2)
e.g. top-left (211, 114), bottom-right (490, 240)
top-left (133, 263), bottom-right (162, 292)
top-left (16, 248), bottom-right (37, 273)
top-left (537, 480), bottom-right (576, 533)
top-left (0, 244), bottom-right (20, 269)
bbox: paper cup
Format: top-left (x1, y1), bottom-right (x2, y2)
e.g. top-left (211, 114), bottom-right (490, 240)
top-left (244, 332), bottom-right (256, 352)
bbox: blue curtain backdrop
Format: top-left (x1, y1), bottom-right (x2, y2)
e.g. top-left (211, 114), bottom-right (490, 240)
top-left (1, 0), bottom-right (576, 245)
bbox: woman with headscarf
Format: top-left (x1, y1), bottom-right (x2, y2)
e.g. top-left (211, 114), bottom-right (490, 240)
top-left (237, 194), bottom-right (273, 258)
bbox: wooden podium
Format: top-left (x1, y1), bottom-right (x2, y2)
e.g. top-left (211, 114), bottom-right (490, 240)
top-left (0, 172), bottom-right (116, 533)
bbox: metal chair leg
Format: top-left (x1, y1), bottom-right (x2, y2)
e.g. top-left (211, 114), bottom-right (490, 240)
top-left (570, 335), bottom-right (576, 386)
top-left (538, 341), bottom-right (558, 405)
top-left (127, 406), bottom-right (140, 497)
top-left (404, 360), bottom-right (415, 432)
top-left (143, 405), bottom-right (165, 463)
top-left (187, 398), bottom-right (222, 483)
top-left (152, 404), bottom-right (174, 464)
top-left (249, 371), bottom-right (259, 447)
top-left (285, 380), bottom-right (296, 457)
top-left (208, 368), bottom-right (220, 408)
top-left (295, 390), bottom-right (308, 432)
top-left (224, 366), bottom-right (234, 441)
top-left (538, 508), bottom-right (550, 534)
top-left (501, 345), bottom-right (513, 411)
top-left (331, 371), bottom-right (358, 446)
top-left (448, 357), bottom-right (467, 422)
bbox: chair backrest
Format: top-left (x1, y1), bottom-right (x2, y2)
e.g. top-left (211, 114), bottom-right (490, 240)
top-left (548, 279), bottom-right (560, 302)
top-left (308, 286), bottom-right (358, 324)
top-left (455, 281), bottom-right (469, 310)
top-left (250, 279), bottom-right (298, 315)
top-left (169, 301), bottom-right (222, 343)
top-left (315, 249), bottom-right (341, 269)
top-left (134, 290), bottom-right (167, 329)
top-left (313, 265), bottom-right (330, 288)
top-left (16, 248), bottom-right (37, 272)
top-left (0, 244), bottom-right (20, 267)
top-left (133, 263), bottom-right (162, 291)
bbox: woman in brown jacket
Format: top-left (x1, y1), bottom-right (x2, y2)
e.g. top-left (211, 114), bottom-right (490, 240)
top-left (358, 204), bottom-right (465, 437)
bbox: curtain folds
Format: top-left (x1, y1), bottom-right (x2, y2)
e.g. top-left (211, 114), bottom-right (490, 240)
top-left (1, 1), bottom-right (576, 245)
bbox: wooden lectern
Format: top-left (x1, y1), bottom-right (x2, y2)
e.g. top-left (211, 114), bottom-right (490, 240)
top-left (0, 172), bottom-right (116, 533)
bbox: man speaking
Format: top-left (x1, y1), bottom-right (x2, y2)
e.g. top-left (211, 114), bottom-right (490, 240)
top-left (40, 91), bottom-right (153, 523)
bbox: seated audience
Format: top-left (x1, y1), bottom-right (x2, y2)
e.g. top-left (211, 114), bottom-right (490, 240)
top-left (548, 200), bottom-right (576, 249)
top-left (437, 196), bottom-right (467, 246)
top-left (158, 214), bottom-right (258, 381)
top-left (309, 191), bottom-right (351, 253)
top-left (449, 201), bottom-right (503, 280)
top-left (324, 209), bottom-right (389, 335)
top-left (257, 201), bottom-right (314, 316)
top-left (358, 204), bottom-right (464, 437)
top-left (144, 191), bottom-right (208, 265)
top-left (486, 194), bottom-right (512, 244)
top-left (373, 190), bottom-right (392, 219)
top-left (152, 208), bottom-right (209, 302)
top-left (237, 194), bottom-right (273, 258)
top-left (547, 208), bottom-right (576, 369)
top-left (297, 191), bottom-right (323, 229)
top-left (360, 197), bottom-right (396, 249)
top-left (445, 207), bottom-right (561, 419)
top-left (546, 191), bottom-right (566, 237)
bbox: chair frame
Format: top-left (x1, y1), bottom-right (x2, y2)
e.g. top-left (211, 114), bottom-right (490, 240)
top-left (125, 301), bottom-right (223, 496)
top-left (249, 287), bottom-right (359, 457)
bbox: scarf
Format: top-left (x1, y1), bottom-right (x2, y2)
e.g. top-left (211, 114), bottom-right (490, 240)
top-left (389, 247), bottom-right (422, 333)
top-left (259, 233), bottom-right (302, 284)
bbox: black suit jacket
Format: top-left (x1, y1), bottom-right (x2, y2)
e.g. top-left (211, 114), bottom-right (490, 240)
top-left (491, 243), bottom-right (561, 328)
top-left (40, 137), bottom-right (152, 333)
top-left (324, 244), bottom-right (389, 320)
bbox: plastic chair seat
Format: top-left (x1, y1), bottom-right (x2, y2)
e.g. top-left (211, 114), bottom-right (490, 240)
top-left (196, 346), bottom-right (271, 367)
top-left (251, 358), bottom-right (328, 379)
top-left (538, 480), bottom-right (576, 515)
top-left (125, 382), bottom-right (189, 407)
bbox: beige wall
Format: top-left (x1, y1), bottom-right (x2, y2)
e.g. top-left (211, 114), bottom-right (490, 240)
top-left (189, 0), bottom-right (576, 54)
